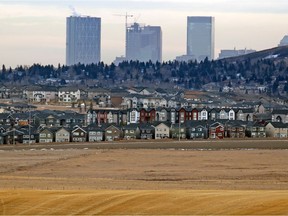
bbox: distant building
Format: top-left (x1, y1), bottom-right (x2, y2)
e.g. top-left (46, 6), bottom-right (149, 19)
top-left (126, 22), bottom-right (162, 63)
top-left (113, 56), bottom-right (127, 66)
top-left (66, 16), bottom-right (101, 66)
top-left (175, 55), bottom-right (196, 63)
top-left (278, 35), bottom-right (288, 47)
top-left (187, 16), bottom-right (215, 62)
top-left (218, 48), bottom-right (256, 59)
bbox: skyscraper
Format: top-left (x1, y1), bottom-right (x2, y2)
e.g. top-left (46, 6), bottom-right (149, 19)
top-left (126, 23), bottom-right (162, 63)
top-left (66, 16), bottom-right (101, 66)
top-left (187, 16), bottom-right (215, 61)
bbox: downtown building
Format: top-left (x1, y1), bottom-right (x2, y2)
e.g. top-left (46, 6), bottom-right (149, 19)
top-left (126, 22), bottom-right (162, 63)
top-left (187, 16), bottom-right (215, 62)
top-left (66, 16), bottom-right (101, 66)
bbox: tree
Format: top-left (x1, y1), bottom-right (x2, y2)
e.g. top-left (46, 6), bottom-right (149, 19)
top-left (2, 65), bottom-right (6, 73)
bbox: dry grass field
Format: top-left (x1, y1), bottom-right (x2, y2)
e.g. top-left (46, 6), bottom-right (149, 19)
top-left (1, 144), bottom-right (288, 215)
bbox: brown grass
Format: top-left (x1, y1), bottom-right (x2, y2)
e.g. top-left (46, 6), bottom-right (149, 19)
top-left (1, 147), bottom-right (288, 215)
top-left (1, 190), bottom-right (288, 215)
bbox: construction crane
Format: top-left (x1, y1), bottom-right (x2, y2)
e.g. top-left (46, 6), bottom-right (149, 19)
top-left (113, 13), bottom-right (134, 56)
top-left (113, 12), bottom-right (134, 30)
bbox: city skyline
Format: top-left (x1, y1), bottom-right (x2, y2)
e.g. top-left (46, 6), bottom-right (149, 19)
top-left (1, 0), bottom-right (288, 67)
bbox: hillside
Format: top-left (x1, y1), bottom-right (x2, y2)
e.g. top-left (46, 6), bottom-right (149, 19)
top-left (221, 45), bottom-right (288, 63)
top-left (2, 46), bottom-right (288, 97)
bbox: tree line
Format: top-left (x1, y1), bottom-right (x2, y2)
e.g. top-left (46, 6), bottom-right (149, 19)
top-left (1, 57), bottom-right (288, 95)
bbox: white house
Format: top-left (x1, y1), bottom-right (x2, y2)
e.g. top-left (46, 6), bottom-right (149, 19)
top-left (58, 87), bottom-right (81, 103)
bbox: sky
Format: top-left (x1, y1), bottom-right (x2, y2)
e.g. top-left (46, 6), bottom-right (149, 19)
top-left (1, 0), bottom-right (288, 68)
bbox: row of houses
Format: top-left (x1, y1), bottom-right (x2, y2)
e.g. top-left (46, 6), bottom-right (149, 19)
top-left (1, 107), bottom-right (288, 129)
top-left (87, 107), bottom-right (256, 125)
top-left (2, 85), bottom-right (282, 112)
top-left (2, 120), bottom-right (288, 145)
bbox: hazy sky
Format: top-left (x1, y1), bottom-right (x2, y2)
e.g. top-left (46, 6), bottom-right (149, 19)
top-left (1, 0), bottom-right (288, 67)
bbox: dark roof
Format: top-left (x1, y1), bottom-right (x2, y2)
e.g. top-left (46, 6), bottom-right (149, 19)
top-left (122, 123), bottom-right (139, 130)
top-left (138, 123), bottom-right (154, 130)
top-left (272, 109), bottom-right (288, 115)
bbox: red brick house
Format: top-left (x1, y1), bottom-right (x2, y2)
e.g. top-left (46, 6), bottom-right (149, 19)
top-left (209, 122), bottom-right (224, 139)
top-left (140, 108), bottom-right (156, 123)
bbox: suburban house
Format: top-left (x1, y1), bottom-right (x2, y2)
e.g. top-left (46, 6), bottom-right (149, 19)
top-left (246, 122), bottom-right (266, 138)
top-left (24, 86), bottom-right (58, 103)
top-left (2, 128), bottom-right (24, 144)
top-left (21, 127), bottom-right (37, 144)
top-left (186, 121), bottom-right (208, 139)
top-left (58, 87), bottom-right (81, 103)
top-left (122, 124), bottom-right (139, 139)
top-left (225, 121), bottom-right (246, 138)
top-left (71, 126), bottom-right (87, 142)
top-left (271, 109), bottom-right (288, 123)
top-left (87, 124), bottom-right (104, 142)
top-left (170, 123), bottom-right (186, 139)
top-left (55, 127), bottom-right (70, 143)
top-left (104, 125), bottom-right (122, 141)
top-left (140, 108), bottom-right (156, 123)
top-left (236, 109), bottom-right (254, 122)
top-left (156, 108), bottom-right (170, 122)
top-left (209, 122), bottom-right (225, 139)
top-left (265, 122), bottom-right (288, 138)
top-left (153, 122), bottom-right (170, 139)
top-left (138, 124), bottom-right (154, 139)
top-left (39, 128), bottom-right (54, 143)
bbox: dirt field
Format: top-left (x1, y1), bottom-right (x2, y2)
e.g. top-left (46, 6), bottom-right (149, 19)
top-left (1, 144), bottom-right (288, 215)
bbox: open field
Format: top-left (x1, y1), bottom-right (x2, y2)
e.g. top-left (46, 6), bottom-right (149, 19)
top-left (1, 141), bottom-right (288, 215)
top-left (1, 189), bottom-right (288, 215)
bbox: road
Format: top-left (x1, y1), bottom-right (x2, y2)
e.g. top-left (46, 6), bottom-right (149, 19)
top-left (1, 139), bottom-right (288, 151)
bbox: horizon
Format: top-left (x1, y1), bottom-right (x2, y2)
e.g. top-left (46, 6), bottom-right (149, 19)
top-left (1, 0), bottom-right (288, 68)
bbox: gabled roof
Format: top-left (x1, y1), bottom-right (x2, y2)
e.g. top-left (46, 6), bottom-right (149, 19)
top-left (266, 122), bottom-right (288, 129)
top-left (102, 124), bottom-right (120, 131)
top-left (152, 122), bottom-right (171, 128)
top-left (55, 127), bottom-right (70, 133)
top-left (209, 122), bottom-right (224, 128)
top-left (71, 126), bottom-right (87, 133)
top-left (185, 120), bottom-right (207, 128)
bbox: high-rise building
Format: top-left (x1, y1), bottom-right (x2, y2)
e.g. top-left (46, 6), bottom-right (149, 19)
top-left (187, 16), bottom-right (215, 62)
top-left (126, 22), bottom-right (162, 63)
top-left (66, 16), bottom-right (101, 66)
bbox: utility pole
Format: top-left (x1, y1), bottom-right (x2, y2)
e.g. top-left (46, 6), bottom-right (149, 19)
top-left (28, 105), bottom-right (31, 145)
